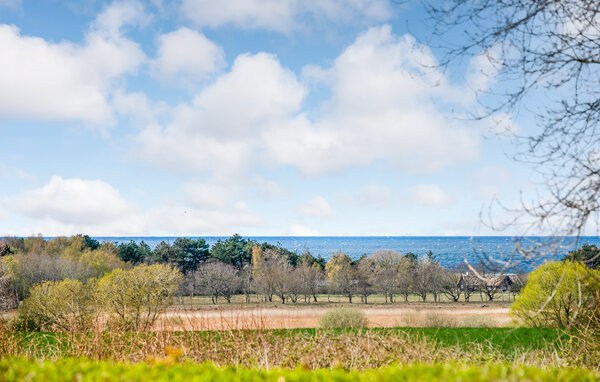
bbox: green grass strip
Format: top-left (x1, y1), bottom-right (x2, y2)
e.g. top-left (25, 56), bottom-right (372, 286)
top-left (0, 358), bottom-right (597, 382)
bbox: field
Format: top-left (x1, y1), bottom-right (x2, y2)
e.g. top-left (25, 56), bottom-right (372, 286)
top-left (2, 358), bottom-right (598, 382)
top-left (1, 294), bottom-right (596, 380)
top-left (159, 304), bottom-right (510, 330)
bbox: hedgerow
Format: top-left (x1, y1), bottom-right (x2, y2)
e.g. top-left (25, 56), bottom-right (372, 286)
top-left (0, 358), bottom-right (597, 381)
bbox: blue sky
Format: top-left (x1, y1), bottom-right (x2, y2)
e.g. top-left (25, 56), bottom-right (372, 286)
top-left (0, 0), bottom-right (537, 236)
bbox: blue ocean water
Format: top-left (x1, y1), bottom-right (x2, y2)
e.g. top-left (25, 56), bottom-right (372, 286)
top-left (94, 236), bottom-right (600, 271)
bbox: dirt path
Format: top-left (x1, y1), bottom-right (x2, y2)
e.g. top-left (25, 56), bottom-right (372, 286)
top-left (158, 304), bottom-right (510, 330)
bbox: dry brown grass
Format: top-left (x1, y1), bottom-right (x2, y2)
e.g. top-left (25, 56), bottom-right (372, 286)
top-left (153, 305), bottom-right (509, 330)
top-left (0, 323), bottom-right (562, 370)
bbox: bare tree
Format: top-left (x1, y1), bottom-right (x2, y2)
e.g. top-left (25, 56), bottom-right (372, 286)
top-left (355, 257), bottom-right (374, 304)
top-left (440, 269), bottom-right (463, 303)
top-left (426, 1), bottom-right (600, 268)
top-left (412, 258), bottom-right (433, 302)
top-left (252, 248), bottom-right (281, 302)
top-left (195, 260), bottom-right (240, 304)
top-left (370, 250), bottom-right (404, 303)
top-left (295, 259), bottom-right (322, 303)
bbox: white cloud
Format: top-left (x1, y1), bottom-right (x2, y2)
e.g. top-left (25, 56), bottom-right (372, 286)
top-left (0, 1), bottom-right (146, 124)
top-left (132, 25), bottom-right (480, 203)
top-left (181, 0), bottom-right (392, 33)
top-left (13, 176), bottom-right (135, 225)
top-left (409, 184), bottom-right (451, 208)
top-left (8, 176), bottom-right (263, 236)
top-left (135, 52), bottom-right (306, 180)
top-left (151, 27), bottom-right (225, 84)
top-left (264, 25), bottom-right (478, 176)
top-left (287, 223), bottom-right (320, 236)
top-left (298, 196), bottom-right (333, 218)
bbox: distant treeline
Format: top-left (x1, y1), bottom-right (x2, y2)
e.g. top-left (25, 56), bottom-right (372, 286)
top-left (0, 234), bottom-right (537, 308)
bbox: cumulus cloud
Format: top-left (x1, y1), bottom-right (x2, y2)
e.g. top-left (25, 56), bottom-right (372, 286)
top-left (297, 196), bottom-right (333, 218)
top-left (181, 0), bottom-right (392, 33)
top-left (408, 184), bottom-right (451, 208)
top-left (264, 25), bottom-right (478, 176)
top-left (9, 176), bottom-right (263, 236)
top-left (151, 27), bottom-right (225, 84)
top-left (135, 52), bottom-right (306, 180)
top-left (13, 176), bottom-right (135, 225)
top-left (0, 0), bottom-right (146, 124)
top-left (133, 25), bottom-right (479, 181)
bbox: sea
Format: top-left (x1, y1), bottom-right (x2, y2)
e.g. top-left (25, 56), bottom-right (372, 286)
top-left (93, 236), bottom-right (600, 272)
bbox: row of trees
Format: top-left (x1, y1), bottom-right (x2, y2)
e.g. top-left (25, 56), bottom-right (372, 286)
top-left (184, 248), bottom-right (523, 305)
top-left (0, 234), bottom-right (532, 307)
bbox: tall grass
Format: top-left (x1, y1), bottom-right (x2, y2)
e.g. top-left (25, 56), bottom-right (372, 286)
top-left (0, 318), bottom-right (567, 370)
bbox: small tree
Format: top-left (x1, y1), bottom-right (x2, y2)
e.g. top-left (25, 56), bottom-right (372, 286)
top-left (510, 261), bottom-right (599, 328)
top-left (355, 257), bottom-right (374, 304)
top-left (371, 250), bottom-right (404, 303)
top-left (97, 264), bottom-right (182, 330)
top-left (326, 252), bottom-right (355, 303)
top-left (295, 258), bottom-right (322, 303)
top-left (17, 279), bottom-right (95, 331)
top-left (440, 269), bottom-right (463, 302)
top-left (195, 260), bottom-right (240, 304)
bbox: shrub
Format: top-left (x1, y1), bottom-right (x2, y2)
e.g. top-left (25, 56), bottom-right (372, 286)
top-left (16, 279), bottom-right (95, 331)
top-left (510, 261), bottom-right (600, 328)
top-left (97, 264), bottom-right (182, 330)
top-left (319, 307), bottom-right (368, 329)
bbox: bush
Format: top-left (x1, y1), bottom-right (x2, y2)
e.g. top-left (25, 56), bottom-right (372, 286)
top-left (97, 264), bottom-right (182, 330)
top-left (510, 261), bottom-right (600, 328)
top-left (319, 307), bottom-right (368, 329)
top-left (16, 279), bottom-right (95, 331)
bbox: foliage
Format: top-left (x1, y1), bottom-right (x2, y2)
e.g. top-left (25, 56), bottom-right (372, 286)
top-left (319, 307), bottom-right (368, 328)
top-left (565, 245), bottom-right (600, 270)
top-left (16, 279), bottom-right (95, 331)
top-left (3, 358), bottom-right (597, 381)
top-left (325, 252), bottom-right (355, 302)
top-left (510, 261), bottom-right (600, 327)
top-left (117, 240), bottom-right (152, 264)
top-left (3, 253), bottom-right (94, 300)
top-left (210, 234), bottom-right (255, 268)
top-left (97, 264), bottom-right (182, 330)
top-left (173, 237), bottom-right (210, 272)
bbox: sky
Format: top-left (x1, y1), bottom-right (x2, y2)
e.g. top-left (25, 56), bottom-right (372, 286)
top-left (0, 0), bottom-right (538, 237)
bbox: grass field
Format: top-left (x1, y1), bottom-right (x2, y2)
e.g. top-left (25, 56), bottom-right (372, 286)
top-left (1, 358), bottom-right (597, 382)
top-left (0, 327), bottom-right (564, 369)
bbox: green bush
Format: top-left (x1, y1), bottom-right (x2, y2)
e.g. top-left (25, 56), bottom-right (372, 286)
top-left (97, 264), bottom-right (182, 330)
top-left (319, 307), bottom-right (368, 328)
top-left (0, 358), bottom-right (598, 381)
top-left (510, 261), bottom-right (599, 328)
top-left (16, 279), bottom-right (95, 331)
